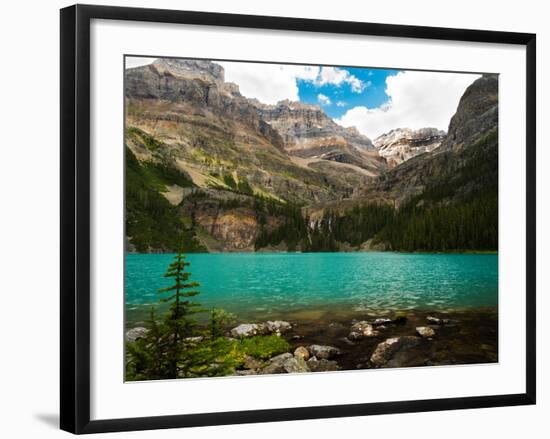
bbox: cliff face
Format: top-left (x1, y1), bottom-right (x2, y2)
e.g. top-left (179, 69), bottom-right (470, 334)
top-left (373, 127), bottom-right (446, 167)
top-left (257, 101), bottom-right (385, 174)
top-left (126, 59), bottom-right (285, 151)
top-left (370, 74), bottom-right (498, 204)
top-left (125, 59), bottom-right (496, 253)
top-left (126, 59), bottom-right (388, 251)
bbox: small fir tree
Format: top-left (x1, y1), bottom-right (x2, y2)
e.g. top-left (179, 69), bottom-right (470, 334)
top-left (158, 252), bottom-right (204, 378)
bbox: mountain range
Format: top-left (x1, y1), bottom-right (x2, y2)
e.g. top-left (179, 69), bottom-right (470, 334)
top-left (125, 58), bottom-right (498, 253)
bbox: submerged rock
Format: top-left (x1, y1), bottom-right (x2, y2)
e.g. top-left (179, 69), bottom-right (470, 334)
top-left (294, 346), bottom-right (310, 361)
top-left (307, 357), bottom-right (340, 372)
top-left (392, 312), bottom-right (408, 324)
top-left (308, 344), bottom-right (341, 360)
top-left (372, 318), bottom-right (393, 326)
top-left (426, 316), bottom-right (451, 326)
top-left (348, 321), bottom-right (379, 340)
top-left (416, 326), bottom-right (436, 338)
top-left (126, 327), bottom-right (148, 343)
top-left (369, 336), bottom-right (422, 367)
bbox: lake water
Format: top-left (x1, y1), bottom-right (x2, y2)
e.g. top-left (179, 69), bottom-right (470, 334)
top-left (125, 253), bottom-right (498, 319)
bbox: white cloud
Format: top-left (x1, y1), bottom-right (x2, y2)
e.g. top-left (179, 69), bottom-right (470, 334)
top-left (336, 71), bottom-right (481, 139)
top-left (317, 94), bottom-right (331, 106)
top-left (336, 101), bottom-right (347, 107)
top-left (125, 57), bottom-right (157, 69)
top-left (316, 67), bottom-right (368, 93)
top-left (219, 62), bottom-right (319, 104)
top-left (219, 62), bottom-right (368, 104)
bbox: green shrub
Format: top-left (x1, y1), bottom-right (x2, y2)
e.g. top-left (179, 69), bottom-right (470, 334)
top-left (240, 335), bottom-right (291, 360)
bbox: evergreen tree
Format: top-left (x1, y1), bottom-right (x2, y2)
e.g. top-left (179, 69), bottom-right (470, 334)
top-left (208, 308), bottom-right (236, 339)
top-left (158, 252), bottom-right (204, 378)
top-left (125, 308), bottom-right (168, 381)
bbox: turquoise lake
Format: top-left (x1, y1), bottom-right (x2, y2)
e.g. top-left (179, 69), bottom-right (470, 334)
top-left (125, 253), bottom-right (498, 319)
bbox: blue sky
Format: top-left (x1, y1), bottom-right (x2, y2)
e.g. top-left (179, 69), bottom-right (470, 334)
top-left (126, 57), bottom-right (479, 139)
top-left (297, 67), bottom-right (400, 119)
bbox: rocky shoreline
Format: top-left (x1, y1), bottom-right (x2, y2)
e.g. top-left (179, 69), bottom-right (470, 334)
top-left (126, 308), bottom-right (498, 376)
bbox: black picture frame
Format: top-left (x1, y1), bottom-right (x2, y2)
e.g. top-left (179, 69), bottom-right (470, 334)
top-left (60, 4), bottom-right (536, 434)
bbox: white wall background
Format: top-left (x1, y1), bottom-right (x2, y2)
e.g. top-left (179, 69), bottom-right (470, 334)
top-left (0, 0), bottom-right (546, 437)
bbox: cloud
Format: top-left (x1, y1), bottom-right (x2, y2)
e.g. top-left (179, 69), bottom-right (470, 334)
top-left (336, 71), bottom-right (481, 139)
top-left (317, 94), bottom-right (331, 106)
top-left (336, 101), bottom-right (348, 107)
top-left (316, 67), bottom-right (368, 93)
top-left (219, 62), bottom-right (319, 104)
top-left (125, 57), bottom-right (157, 69)
top-left (219, 62), bottom-right (367, 104)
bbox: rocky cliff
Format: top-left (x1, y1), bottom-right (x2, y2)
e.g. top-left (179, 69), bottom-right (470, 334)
top-left (125, 59), bottom-right (496, 253)
top-left (125, 59), bottom-right (387, 251)
top-left (125, 58), bottom-right (383, 206)
top-left (257, 100), bottom-right (385, 174)
top-left (373, 127), bottom-right (446, 167)
top-left (367, 74), bottom-right (498, 204)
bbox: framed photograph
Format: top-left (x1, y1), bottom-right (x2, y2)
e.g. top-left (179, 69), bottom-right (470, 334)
top-left (60, 4), bottom-right (536, 434)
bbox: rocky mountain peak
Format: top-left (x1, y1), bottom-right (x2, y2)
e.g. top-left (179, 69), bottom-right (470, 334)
top-left (374, 127), bottom-right (446, 167)
top-left (440, 74), bottom-right (498, 152)
top-left (152, 58), bottom-right (225, 83)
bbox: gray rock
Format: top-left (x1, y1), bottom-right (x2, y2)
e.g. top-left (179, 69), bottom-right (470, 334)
top-left (265, 320), bottom-right (292, 335)
top-left (283, 357), bottom-right (310, 373)
top-left (259, 353), bottom-right (293, 375)
top-left (230, 323), bottom-right (263, 338)
top-left (373, 318), bottom-right (393, 326)
top-left (416, 326), bottom-right (436, 338)
top-left (308, 344), bottom-right (340, 360)
top-left (369, 336), bottom-right (422, 367)
top-left (243, 356), bottom-right (263, 370)
top-left (294, 346), bottom-right (310, 361)
top-left (307, 358), bottom-right (340, 372)
top-left (126, 327), bottom-right (148, 343)
top-left (426, 316), bottom-right (451, 326)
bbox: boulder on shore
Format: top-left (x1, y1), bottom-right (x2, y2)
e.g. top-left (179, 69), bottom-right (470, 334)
top-left (126, 327), bottom-right (148, 343)
top-left (294, 346), bottom-right (310, 361)
top-left (231, 323), bottom-right (264, 338)
top-left (308, 344), bottom-right (340, 360)
top-left (259, 353), bottom-right (293, 374)
top-left (283, 356), bottom-right (310, 373)
top-left (369, 336), bottom-right (422, 367)
top-left (258, 353), bottom-right (310, 374)
top-left (230, 320), bottom-right (292, 338)
top-left (307, 357), bottom-right (340, 372)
